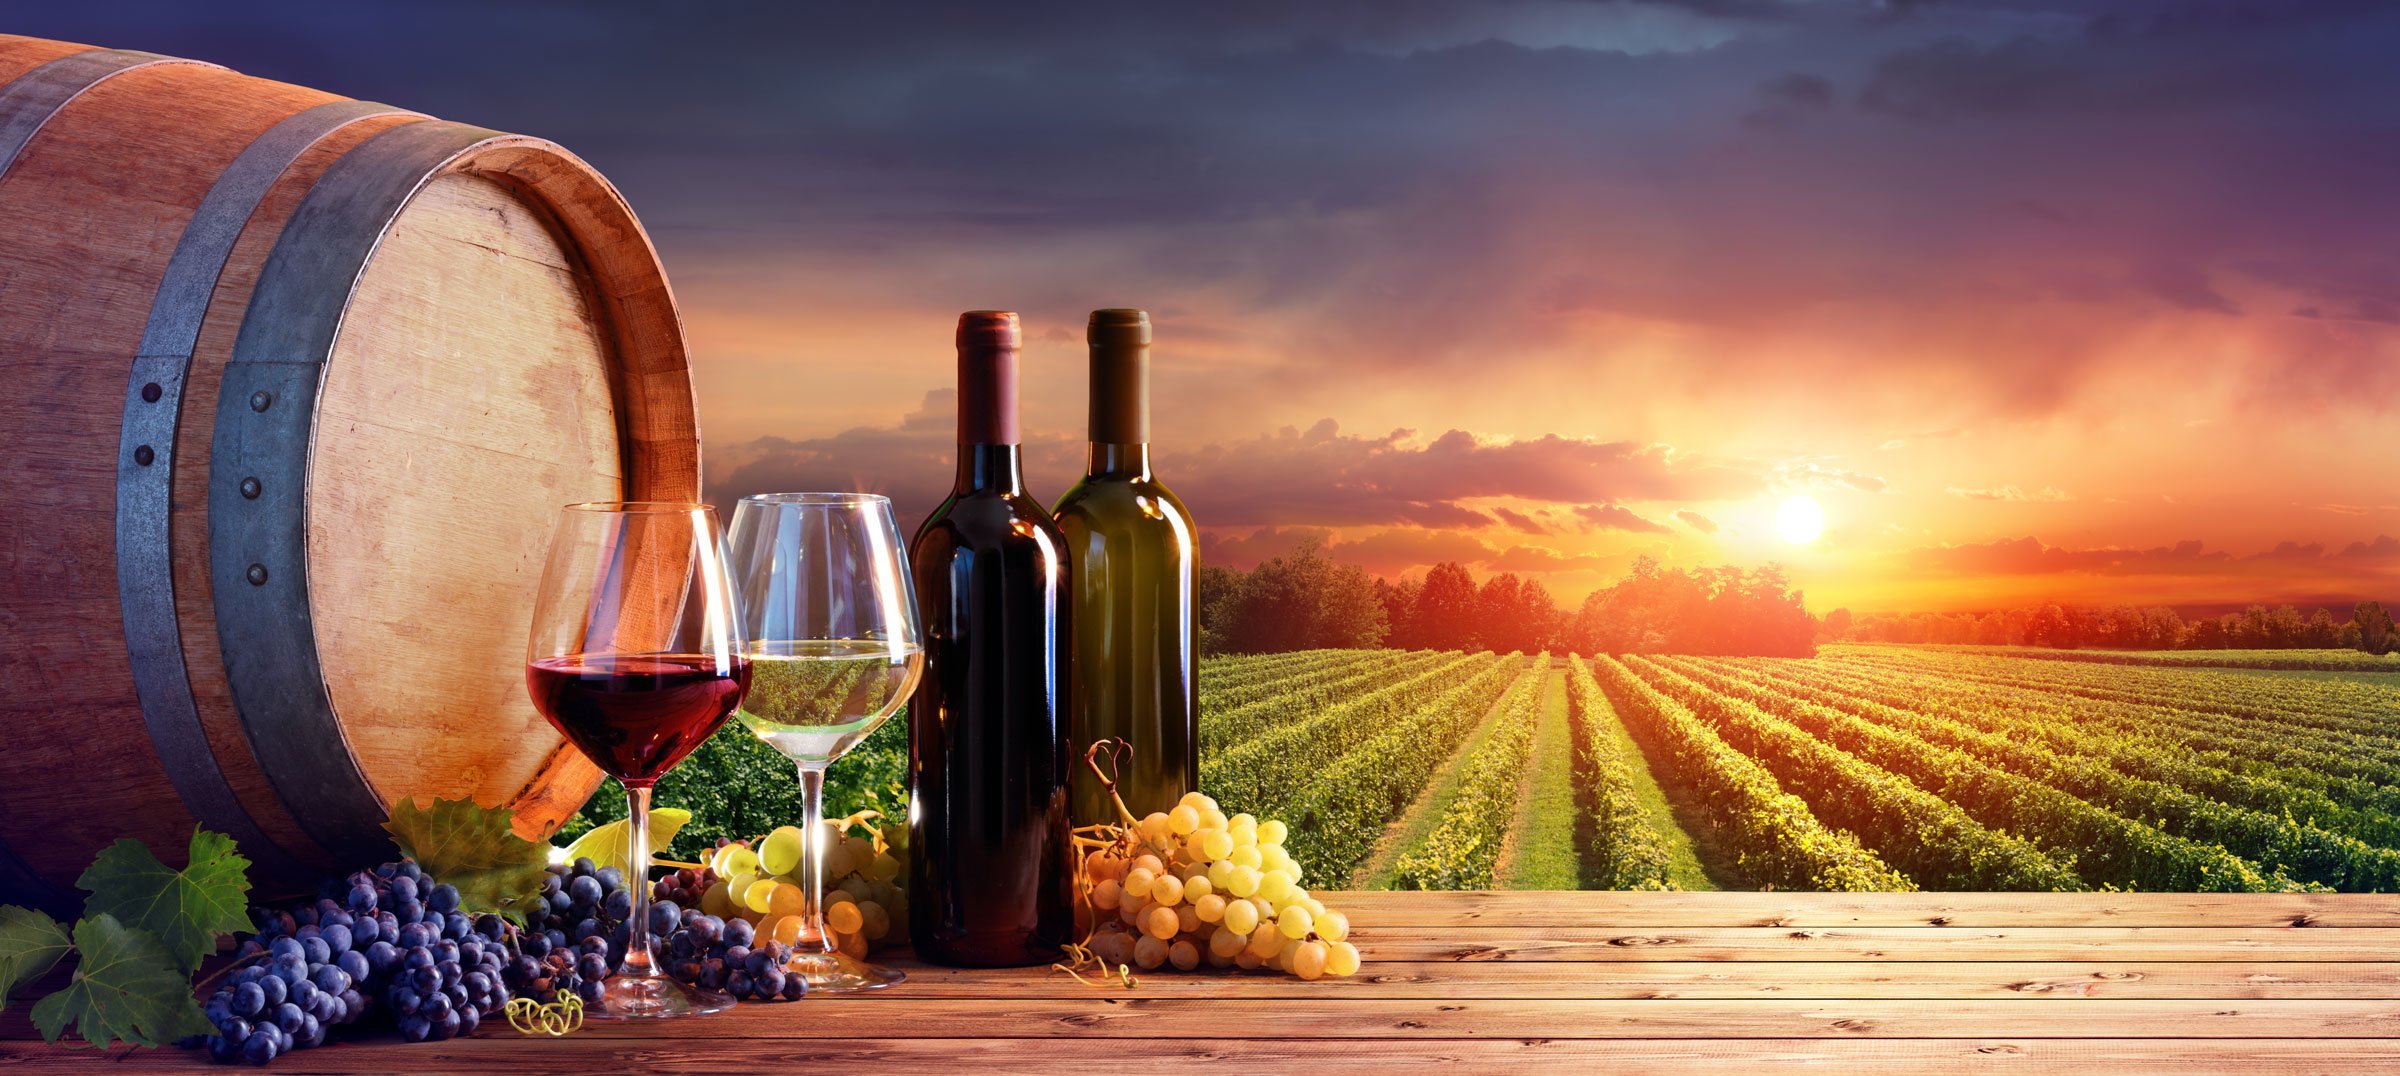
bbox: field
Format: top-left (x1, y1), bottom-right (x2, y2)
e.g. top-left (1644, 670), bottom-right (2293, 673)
top-left (1201, 645), bottom-right (2400, 892)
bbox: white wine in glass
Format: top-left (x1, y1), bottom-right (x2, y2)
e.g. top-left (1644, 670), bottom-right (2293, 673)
top-left (726, 492), bottom-right (923, 992)
top-left (741, 640), bottom-right (922, 764)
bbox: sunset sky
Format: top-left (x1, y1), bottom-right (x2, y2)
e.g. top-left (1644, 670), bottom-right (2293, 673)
top-left (39, 1), bottom-right (2400, 615)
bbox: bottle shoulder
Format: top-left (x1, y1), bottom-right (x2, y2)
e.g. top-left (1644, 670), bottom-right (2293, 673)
top-left (1053, 475), bottom-right (1194, 524)
top-left (919, 487), bottom-right (1064, 524)
top-left (911, 490), bottom-right (1069, 551)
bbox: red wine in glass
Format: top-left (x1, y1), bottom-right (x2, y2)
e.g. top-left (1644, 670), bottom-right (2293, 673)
top-left (526, 653), bottom-right (752, 784)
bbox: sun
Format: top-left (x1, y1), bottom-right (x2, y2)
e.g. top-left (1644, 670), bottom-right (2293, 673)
top-left (1775, 495), bottom-right (1826, 545)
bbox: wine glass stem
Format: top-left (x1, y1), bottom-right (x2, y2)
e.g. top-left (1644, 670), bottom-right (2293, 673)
top-left (621, 783), bottom-right (659, 979)
top-left (798, 762), bottom-right (834, 954)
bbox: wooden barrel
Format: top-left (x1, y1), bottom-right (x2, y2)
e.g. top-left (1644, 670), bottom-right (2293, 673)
top-left (0, 36), bottom-right (698, 911)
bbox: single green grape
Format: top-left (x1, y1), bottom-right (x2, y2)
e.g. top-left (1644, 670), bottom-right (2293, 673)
top-left (1278, 905), bottom-right (1314, 939)
top-left (1223, 898), bottom-right (1260, 934)
top-left (760, 825), bottom-right (805, 876)
top-left (721, 844), bottom-right (761, 878)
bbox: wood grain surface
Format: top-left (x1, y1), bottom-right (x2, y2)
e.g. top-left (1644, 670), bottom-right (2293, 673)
top-left (309, 167), bottom-right (622, 822)
top-left (5, 891), bottom-right (2394, 1072)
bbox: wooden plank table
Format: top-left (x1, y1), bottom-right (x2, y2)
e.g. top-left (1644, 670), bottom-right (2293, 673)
top-left (7, 892), bottom-right (2398, 1072)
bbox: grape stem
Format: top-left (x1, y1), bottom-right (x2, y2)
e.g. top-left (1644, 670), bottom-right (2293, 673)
top-left (189, 949), bottom-right (264, 993)
top-left (1082, 738), bottom-right (1142, 828)
top-left (833, 808), bottom-right (888, 855)
top-left (1056, 738), bottom-right (1149, 990)
top-left (1050, 945), bottom-right (1136, 990)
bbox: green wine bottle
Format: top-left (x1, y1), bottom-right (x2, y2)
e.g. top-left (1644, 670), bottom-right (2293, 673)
top-left (1054, 309), bottom-right (1199, 828)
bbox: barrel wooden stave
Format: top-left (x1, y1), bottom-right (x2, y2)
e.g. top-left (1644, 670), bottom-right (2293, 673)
top-left (0, 34), bottom-right (690, 906)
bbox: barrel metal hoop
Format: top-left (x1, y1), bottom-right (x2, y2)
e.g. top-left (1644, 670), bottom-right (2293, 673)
top-left (210, 119), bottom-right (507, 865)
top-left (0, 48), bottom-right (216, 179)
top-left (117, 100), bottom-right (417, 884)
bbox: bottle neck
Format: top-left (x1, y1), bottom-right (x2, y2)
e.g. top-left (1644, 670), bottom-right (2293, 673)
top-left (1086, 442), bottom-right (1152, 480)
top-left (1089, 342), bottom-right (1149, 445)
top-left (954, 443), bottom-right (1027, 494)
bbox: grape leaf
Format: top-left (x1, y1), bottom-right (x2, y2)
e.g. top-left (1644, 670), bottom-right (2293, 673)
top-left (74, 828), bottom-right (251, 972)
top-left (559, 807), bottom-right (692, 877)
top-left (383, 796), bottom-right (551, 923)
top-left (0, 905), bottom-right (72, 1011)
top-left (29, 915), bottom-right (213, 1049)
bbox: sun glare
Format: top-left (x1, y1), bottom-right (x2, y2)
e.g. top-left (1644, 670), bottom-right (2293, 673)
top-left (1776, 495), bottom-right (1825, 545)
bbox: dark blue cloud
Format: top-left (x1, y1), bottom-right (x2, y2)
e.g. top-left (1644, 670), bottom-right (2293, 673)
top-left (20, 0), bottom-right (2398, 421)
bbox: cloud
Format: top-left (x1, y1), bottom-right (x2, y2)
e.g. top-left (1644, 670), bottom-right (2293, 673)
top-left (1782, 463), bottom-right (1889, 493)
top-left (1198, 525), bottom-right (1497, 577)
top-left (1574, 503), bottom-right (1672, 534)
top-left (1337, 529), bottom-right (1504, 575)
top-left (1879, 428), bottom-right (1966, 451)
top-left (1485, 546), bottom-right (1618, 574)
top-left (1131, 420), bottom-right (1758, 530)
top-left (39, 0), bottom-right (2400, 441)
top-left (1491, 507), bottom-right (1550, 534)
top-left (1902, 534), bottom-right (2400, 578)
top-left (712, 406), bottom-right (1759, 584)
top-left (2249, 540), bottom-right (2326, 562)
top-left (2339, 535), bottom-right (2400, 560)
top-left (1197, 526), bottom-right (1338, 569)
top-left (1854, 13), bottom-right (2384, 123)
top-left (1198, 519), bottom-right (1649, 580)
top-left (1744, 70), bottom-right (1835, 128)
top-left (64, 0), bottom-right (2400, 619)
top-left (1760, 71), bottom-right (1834, 108)
top-left (1903, 536), bottom-right (2148, 576)
top-left (1675, 509), bottom-right (1719, 533)
top-left (708, 390), bottom-right (1080, 528)
top-left (1946, 485), bottom-right (2073, 502)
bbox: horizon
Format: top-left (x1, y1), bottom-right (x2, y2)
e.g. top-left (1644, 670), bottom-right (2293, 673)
top-left (22, 1), bottom-right (2400, 615)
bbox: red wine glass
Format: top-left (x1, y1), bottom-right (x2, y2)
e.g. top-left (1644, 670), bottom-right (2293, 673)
top-left (526, 501), bottom-right (750, 1018)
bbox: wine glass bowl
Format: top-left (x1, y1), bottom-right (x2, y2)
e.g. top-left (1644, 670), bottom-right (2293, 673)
top-left (526, 501), bottom-right (749, 1018)
top-left (727, 492), bottom-right (923, 992)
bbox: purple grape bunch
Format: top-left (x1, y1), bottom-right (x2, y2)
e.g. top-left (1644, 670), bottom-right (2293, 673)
top-left (373, 872), bottom-right (514, 1044)
top-left (498, 857), bottom-right (633, 1008)
top-left (197, 859), bottom-right (509, 1064)
top-left (185, 854), bottom-right (791, 1064)
top-left (659, 908), bottom-right (808, 1002)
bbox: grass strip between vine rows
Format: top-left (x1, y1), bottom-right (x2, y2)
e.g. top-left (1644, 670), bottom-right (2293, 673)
top-left (1586, 655), bottom-right (1910, 892)
top-left (1392, 655), bottom-right (1551, 890)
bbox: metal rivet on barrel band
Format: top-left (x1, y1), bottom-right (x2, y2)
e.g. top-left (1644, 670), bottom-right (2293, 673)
top-left (240, 476), bottom-right (262, 499)
top-left (246, 564), bottom-right (268, 586)
top-left (141, 382), bottom-right (162, 402)
top-left (133, 445), bottom-right (154, 466)
top-left (249, 390), bottom-right (272, 411)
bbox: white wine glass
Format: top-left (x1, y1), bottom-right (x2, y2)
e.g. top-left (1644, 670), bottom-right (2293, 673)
top-left (725, 492), bottom-right (923, 991)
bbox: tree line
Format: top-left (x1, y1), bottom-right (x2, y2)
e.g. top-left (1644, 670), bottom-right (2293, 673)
top-left (1199, 543), bottom-right (1816, 657)
top-left (1834, 601), bottom-right (2400, 654)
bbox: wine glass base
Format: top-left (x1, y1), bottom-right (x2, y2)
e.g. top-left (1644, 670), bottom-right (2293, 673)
top-left (789, 950), bottom-right (907, 993)
top-left (586, 973), bottom-right (737, 1019)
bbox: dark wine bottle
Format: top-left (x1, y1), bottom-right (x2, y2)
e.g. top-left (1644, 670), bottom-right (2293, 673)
top-left (1053, 309), bottom-right (1198, 827)
top-left (906, 310), bottom-right (1074, 967)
